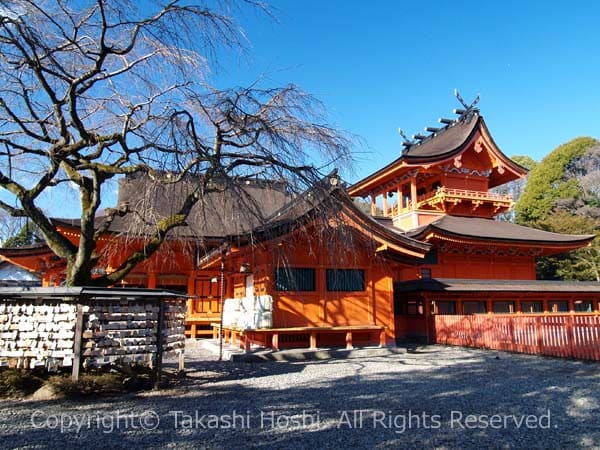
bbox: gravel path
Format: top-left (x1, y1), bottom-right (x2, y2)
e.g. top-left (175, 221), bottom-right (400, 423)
top-left (1, 341), bottom-right (599, 449)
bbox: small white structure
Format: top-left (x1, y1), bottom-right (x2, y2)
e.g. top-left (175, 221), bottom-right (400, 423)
top-left (222, 295), bottom-right (273, 329)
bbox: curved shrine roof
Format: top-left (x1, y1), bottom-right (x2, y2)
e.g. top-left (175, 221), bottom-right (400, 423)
top-left (401, 112), bottom-right (479, 161)
top-left (348, 110), bottom-right (529, 196)
top-left (407, 215), bottom-right (594, 246)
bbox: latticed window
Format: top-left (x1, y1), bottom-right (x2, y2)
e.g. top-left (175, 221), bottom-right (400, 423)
top-left (274, 268), bottom-right (316, 291)
top-left (326, 269), bottom-right (365, 292)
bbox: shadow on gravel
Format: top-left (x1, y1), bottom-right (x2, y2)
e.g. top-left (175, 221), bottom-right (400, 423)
top-left (1, 347), bottom-right (599, 449)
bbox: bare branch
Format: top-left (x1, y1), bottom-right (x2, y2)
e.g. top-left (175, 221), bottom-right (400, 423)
top-left (0, 1), bottom-right (353, 286)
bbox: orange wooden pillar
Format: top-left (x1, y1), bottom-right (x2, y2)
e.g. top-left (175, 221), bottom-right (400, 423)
top-left (382, 193), bottom-right (388, 217)
top-left (272, 333), bottom-right (279, 351)
top-left (309, 332), bottom-right (317, 350)
top-left (379, 328), bottom-right (387, 347)
top-left (424, 296), bottom-right (431, 343)
top-left (186, 271), bottom-right (196, 317)
top-left (345, 332), bottom-right (353, 350)
top-left (410, 177), bottom-right (418, 228)
top-left (243, 333), bottom-right (251, 352)
top-left (370, 193), bottom-right (377, 216)
top-left (147, 272), bottom-right (156, 289)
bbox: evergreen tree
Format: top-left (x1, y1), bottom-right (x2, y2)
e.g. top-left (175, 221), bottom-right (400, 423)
top-left (3, 221), bottom-right (42, 248)
top-left (514, 137), bottom-right (600, 281)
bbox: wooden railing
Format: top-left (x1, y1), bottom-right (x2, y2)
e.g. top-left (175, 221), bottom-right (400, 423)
top-left (389, 188), bottom-right (513, 216)
top-left (432, 314), bottom-right (600, 361)
top-left (416, 187), bottom-right (512, 208)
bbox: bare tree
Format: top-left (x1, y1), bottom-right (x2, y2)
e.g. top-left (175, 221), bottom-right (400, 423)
top-left (0, 1), bottom-right (352, 286)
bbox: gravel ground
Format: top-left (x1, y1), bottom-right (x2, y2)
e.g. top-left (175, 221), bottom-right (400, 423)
top-left (1, 341), bottom-right (600, 449)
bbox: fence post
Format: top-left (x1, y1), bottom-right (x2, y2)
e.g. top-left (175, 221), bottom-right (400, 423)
top-left (566, 314), bottom-right (575, 359)
top-left (535, 316), bottom-right (543, 353)
top-left (71, 303), bottom-right (84, 382)
top-left (153, 299), bottom-right (165, 388)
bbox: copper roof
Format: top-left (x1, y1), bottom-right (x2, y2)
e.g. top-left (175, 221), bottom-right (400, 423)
top-left (407, 215), bottom-right (594, 245)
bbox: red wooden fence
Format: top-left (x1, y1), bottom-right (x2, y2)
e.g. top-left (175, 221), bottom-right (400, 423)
top-left (431, 314), bottom-right (600, 361)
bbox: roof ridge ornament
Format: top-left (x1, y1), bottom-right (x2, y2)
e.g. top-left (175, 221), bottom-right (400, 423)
top-left (398, 90), bottom-right (480, 155)
top-left (453, 89), bottom-right (480, 118)
top-left (398, 128), bottom-right (415, 155)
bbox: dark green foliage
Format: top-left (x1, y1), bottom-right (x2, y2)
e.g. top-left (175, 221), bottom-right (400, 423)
top-left (533, 211), bottom-right (600, 281)
top-left (515, 137), bottom-right (599, 224)
top-left (511, 155), bottom-right (538, 171)
top-left (0, 369), bottom-right (43, 397)
top-left (515, 137), bottom-right (600, 281)
top-left (47, 372), bottom-right (131, 398)
top-left (0, 367), bottom-right (154, 399)
top-left (3, 222), bottom-right (42, 248)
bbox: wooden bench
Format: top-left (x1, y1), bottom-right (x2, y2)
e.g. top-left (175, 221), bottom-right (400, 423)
top-left (212, 323), bottom-right (387, 352)
top-left (186, 316), bottom-right (221, 338)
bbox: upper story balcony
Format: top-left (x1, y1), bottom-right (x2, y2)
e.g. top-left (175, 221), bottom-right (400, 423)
top-left (414, 187), bottom-right (512, 210)
top-left (387, 187), bottom-right (513, 220)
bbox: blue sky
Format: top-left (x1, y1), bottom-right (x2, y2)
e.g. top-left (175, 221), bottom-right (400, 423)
top-left (214, 0), bottom-right (600, 183)
top-left (10, 0), bottom-right (600, 219)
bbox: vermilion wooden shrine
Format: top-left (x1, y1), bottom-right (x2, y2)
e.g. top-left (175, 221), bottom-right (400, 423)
top-left (2, 105), bottom-right (599, 357)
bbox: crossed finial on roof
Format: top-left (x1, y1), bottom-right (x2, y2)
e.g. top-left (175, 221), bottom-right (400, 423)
top-left (398, 90), bottom-right (480, 155)
top-left (453, 89), bottom-right (480, 115)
